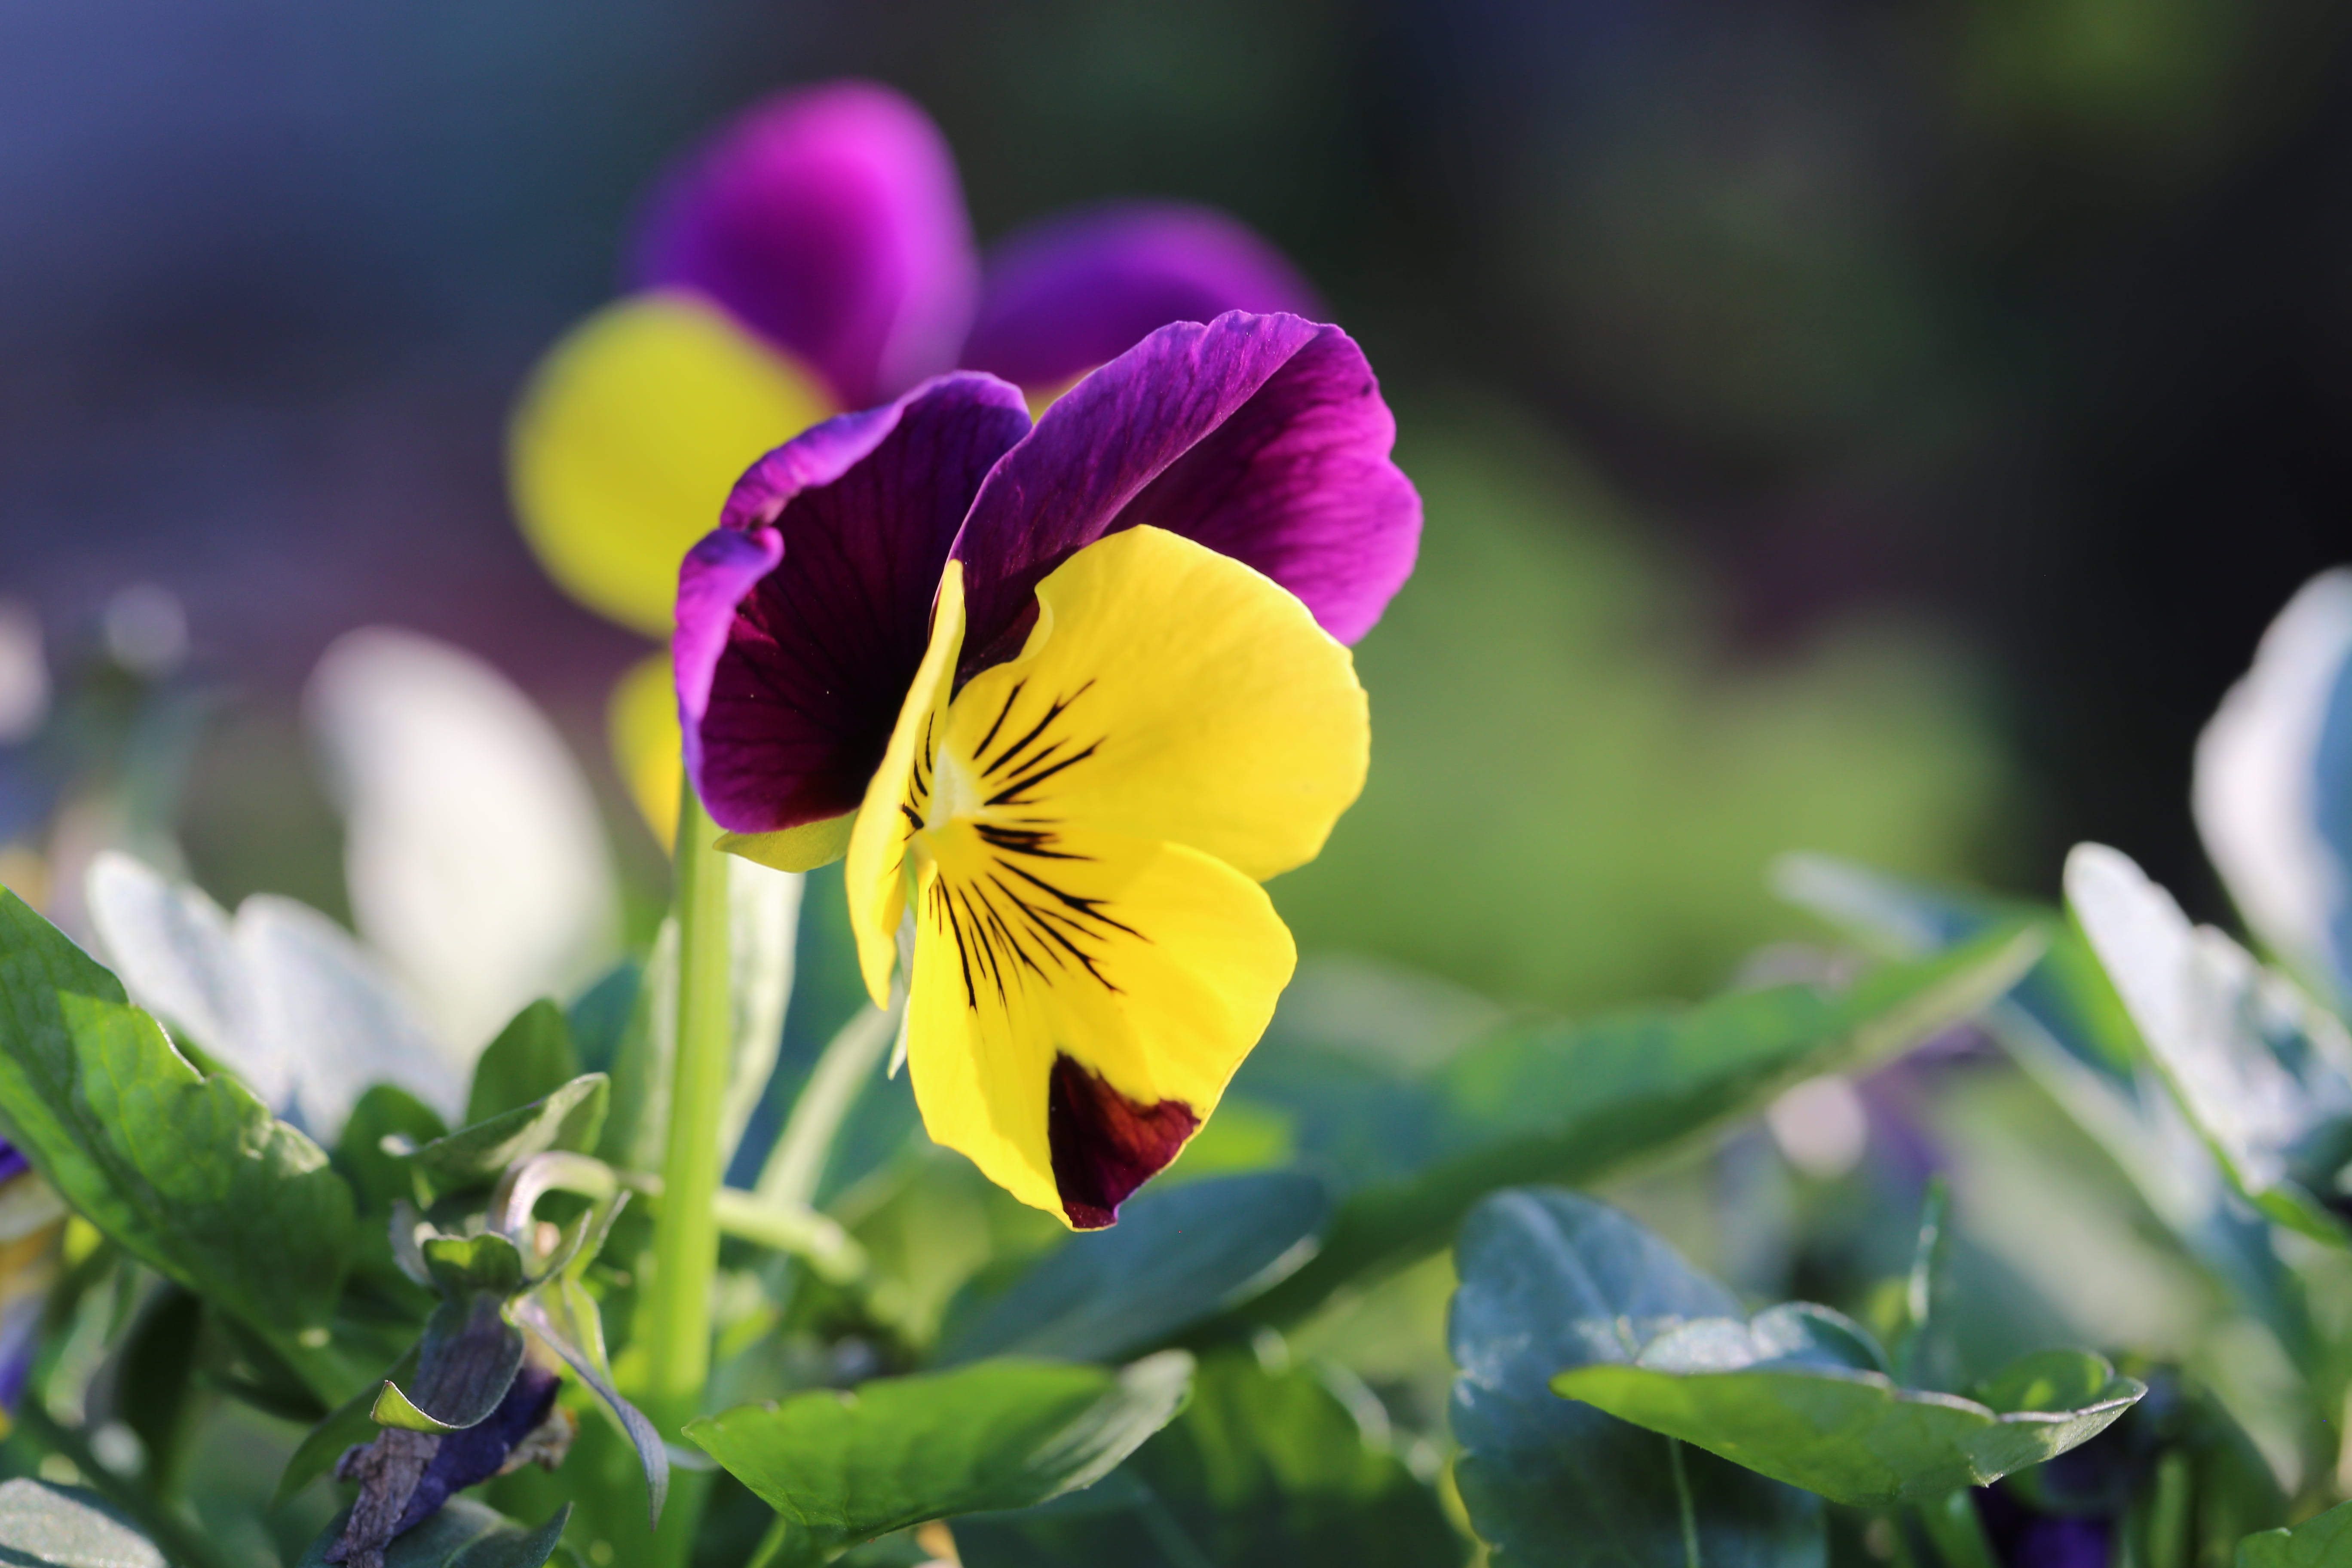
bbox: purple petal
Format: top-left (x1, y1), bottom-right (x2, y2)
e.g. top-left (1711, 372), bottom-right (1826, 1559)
top-left (1047, 1054), bottom-right (1199, 1230)
top-left (952, 312), bottom-right (1420, 663)
top-left (961, 202), bottom-right (1321, 394)
top-left (0, 1142), bottom-right (28, 1190)
top-left (391, 1363), bottom-right (563, 1540)
top-left (678, 374), bottom-right (1031, 834)
top-left (630, 80), bottom-right (978, 410)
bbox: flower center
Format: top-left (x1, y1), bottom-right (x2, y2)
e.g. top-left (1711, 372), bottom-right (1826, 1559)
top-left (922, 735), bottom-right (986, 835)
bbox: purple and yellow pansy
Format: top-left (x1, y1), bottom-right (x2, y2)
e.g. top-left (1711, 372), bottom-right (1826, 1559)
top-left (509, 79), bottom-right (1321, 833)
top-left (674, 309), bottom-right (1418, 1226)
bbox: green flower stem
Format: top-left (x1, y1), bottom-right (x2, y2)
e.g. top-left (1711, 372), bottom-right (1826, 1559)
top-left (487, 1150), bottom-right (873, 1289)
top-left (645, 783), bottom-right (734, 1567)
top-left (1667, 1438), bottom-right (1700, 1568)
top-left (757, 1002), bottom-right (898, 1211)
top-left (624, 1173), bottom-right (870, 1284)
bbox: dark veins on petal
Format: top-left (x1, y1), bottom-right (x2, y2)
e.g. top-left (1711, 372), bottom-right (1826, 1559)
top-left (1048, 1055), bottom-right (1197, 1230)
top-left (694, 382), bottom-right (1027, 834)
top-left (915, 680), bottom-right (1135, 1011)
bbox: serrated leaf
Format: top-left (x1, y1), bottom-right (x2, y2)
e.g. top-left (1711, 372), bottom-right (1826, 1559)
top-left (955, 1350), bottom-right (1458, 1568)
top-left (0, 1478), bottom-right (165, 1568)
top-left (410, 1075), bottom-right (609, 1192)
top-left (2238, 1498), bottom-right (2352, 1567)
top-left (1775, 853), bottom-right (2320, 1372)
top-left (687, 1354), bottom-right (1193, 1555)
top-left (1449, 1188), bottom-right (1824, 1568)
top-left (1554, 1347), bottom-right (2142, 1508)
top-left (0, 890), bottom-right (354, 1341)
top-left (296, 1499), bottom-right (571, 1568)
top-left (2067, 843), bottom-right (2352, 1243)
top-left (467, 1001), bottom-right (581, 1125)
top-left (1232, 929), bottom-right (2040, 1332)
top-left (937, 1173), bottom-right (1330, 1365)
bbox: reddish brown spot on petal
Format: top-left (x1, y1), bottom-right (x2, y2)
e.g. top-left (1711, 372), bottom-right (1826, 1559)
top-left (1047, 1054), bottom-right (1198, 1229)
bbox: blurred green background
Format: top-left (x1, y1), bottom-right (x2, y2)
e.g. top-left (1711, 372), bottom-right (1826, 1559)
top-left (4, 0), bottom-right (2348, 1010)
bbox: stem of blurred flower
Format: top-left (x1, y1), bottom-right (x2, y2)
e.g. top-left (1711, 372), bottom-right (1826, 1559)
top-left (1668, 1439), bottom-right (1700, 1568)
top-left (644, 780), bottom-right (732, 1568)
top-left (757, 1002), bottom-right (897, 1211)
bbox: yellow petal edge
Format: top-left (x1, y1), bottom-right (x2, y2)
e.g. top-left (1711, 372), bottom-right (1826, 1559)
top-left (509, 291), bottom-right (835, 635)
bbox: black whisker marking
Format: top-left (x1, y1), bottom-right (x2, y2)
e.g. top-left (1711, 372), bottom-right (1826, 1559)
top-left (988, 740), bottom-right (1102, 807)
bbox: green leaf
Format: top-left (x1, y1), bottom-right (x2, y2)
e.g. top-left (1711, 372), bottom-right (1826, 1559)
top-left (296, 1500), bottom-right (572, 1568)
top-left (1449, 1188), bottom-right (1825, 1567)
top-left (1777, 853), bottom-right (2317, 1368)
top-left (409, 1075), bottom-right (609, 1192)
top-left (2238, 1498), bottom-right (2352, 1566)
top-left (1555, 1344), bottom-right (2143, 1507)
top-left (467, 1000), bottom-right (581, 1125)
top-left (0, 889), bottom-right (354, 1341)
top-left (2067, 843), bottom-right (2352, 1243)
top-left (687, 1353), bottom-right (1193, 1555)
top-left (336, 1085), bottom-right (448, 1214)
top-left (0, 1479), bottom-right (165, 1568)
top-left (955, 1350), bottom-right (1458, 1568)
top-left (1233, 928), bottom-right (2041, 1332)
top-left (937, 1173), bottom-right (1331, 1365)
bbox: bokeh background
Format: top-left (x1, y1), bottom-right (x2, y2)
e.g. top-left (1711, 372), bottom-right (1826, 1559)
top-left (4, 0), bottom-right (2346, 1011)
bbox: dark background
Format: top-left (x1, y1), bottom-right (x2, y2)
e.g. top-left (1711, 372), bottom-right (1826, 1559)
top-left (3, 0), bottom-right (2344, 940)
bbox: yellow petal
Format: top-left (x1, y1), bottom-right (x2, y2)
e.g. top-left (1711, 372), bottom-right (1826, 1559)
top-left (947, 526), bottom-right (1369, 882)
top-left (608, 650), bottom-right (682, 847)
top-left (509, 292), bottom-right (836, 635)
top-left (903, 820), bottom-right (1295, 1227)
top-left (717, 815), bottom-right (855, 874)
top-left (843, 562), bottom-right (968, 1006)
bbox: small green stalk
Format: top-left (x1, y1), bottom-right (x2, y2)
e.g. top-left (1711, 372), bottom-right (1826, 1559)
top-left (758, 1003), bottom-right (898, 1211)
top-left (1667, 1437), bottom-right (1701, 1568)
top-left (645, 782), bottom-right (734, 1566)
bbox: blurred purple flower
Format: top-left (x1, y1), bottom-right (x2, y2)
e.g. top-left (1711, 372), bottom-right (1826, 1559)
top-left (631, 80), bottom-right (1322, 409)
top-left (510, 79), bottom-right (1329, 835)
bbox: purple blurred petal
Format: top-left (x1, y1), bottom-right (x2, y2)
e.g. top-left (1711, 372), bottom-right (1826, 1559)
top-left (962, 202), bottom-right (1321, 394)
top-left (0, 1143), bottom-right (28, 1189)
top-left (391, 1363), bottom-right (563, 1541)
top-left (680, 374), bottom-right (1031, 834)
top-left (630, 81), bottom-right (978, 410)
top-left (952, 312), bottom-right (1420, 662)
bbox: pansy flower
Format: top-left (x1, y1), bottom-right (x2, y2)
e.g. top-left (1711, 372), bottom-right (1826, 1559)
top-left (676, 309), bottom-right (1417, 1225)
top-left (509, 79), bottom-right (1320, 832)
